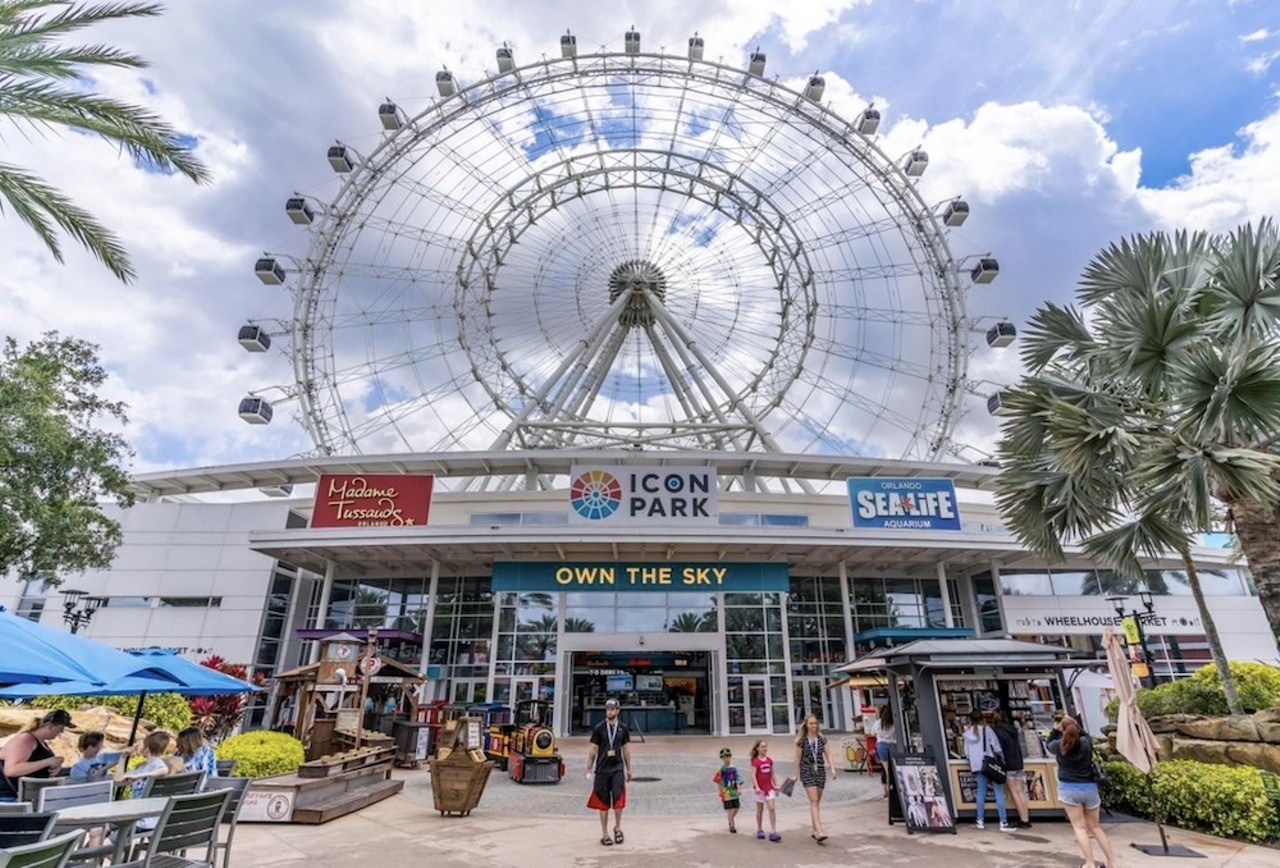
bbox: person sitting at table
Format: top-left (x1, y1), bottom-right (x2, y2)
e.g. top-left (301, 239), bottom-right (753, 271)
top-left (0, 710), bottom-right (72, 801)
top-left (175, 727), bottom-right (218, 782)
top-left (114, 731), bottom-right (172, 831)
top-left (69, 731), bottom-right (123, 783)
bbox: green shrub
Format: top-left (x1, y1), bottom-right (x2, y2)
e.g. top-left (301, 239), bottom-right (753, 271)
top-left (1100, 758), bottom-right (1280, 844)
top-left (1106, 661), bottom-right (1280, 722)
top-left (32, 693), bottom-right (192, 733)
top-left (216, 731), bottom-right (304, 778)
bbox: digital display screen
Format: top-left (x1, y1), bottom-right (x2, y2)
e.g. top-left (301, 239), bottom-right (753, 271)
top-left (636, 674), bottom-right (664, 692)
top-left (606, 674), bottom-right (633, 693)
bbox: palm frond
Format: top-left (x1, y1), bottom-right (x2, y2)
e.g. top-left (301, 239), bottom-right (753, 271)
top-left (0, 160), bottom-right (131, 280)
top-left (0, 78), bottom-right (209, 182)
top-left (1018, 302), bottom-right (1094, 372)
top-left (1174, 341), bottom-right (1280, 446)
top-left (0, 2), bottom-right (162, 41)
top-left (1200, 446), bottom-right (1280, 505)
top-left (1080, 513), bottom-right (1193, 583)
top-left (1207, 218), bottom-right (1280, 337)
top-left (0, 42), bottom-right (145, 77)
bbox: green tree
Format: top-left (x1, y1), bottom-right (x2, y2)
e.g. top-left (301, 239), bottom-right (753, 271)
top-left (994, 222), bottom-right (1280, 717)
top-left (0, 332), bottom-right (134, 583)
top-left (0, 1), bottom-right (210, 282)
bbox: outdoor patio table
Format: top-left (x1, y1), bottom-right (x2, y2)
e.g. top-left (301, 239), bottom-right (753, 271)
top-left (53, 796), bottom-right (169, 864)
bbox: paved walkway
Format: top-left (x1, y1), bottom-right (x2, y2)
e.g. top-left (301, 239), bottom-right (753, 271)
top-left (230, 736), bottom-right (1279, 867)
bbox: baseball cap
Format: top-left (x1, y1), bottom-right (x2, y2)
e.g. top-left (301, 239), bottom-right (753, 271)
top-left (719, 747), bottom-right (732, 758)
top-left (41, 709), bottom-right (78, 731)
top-left (605, 698), bottom-right (619, 708)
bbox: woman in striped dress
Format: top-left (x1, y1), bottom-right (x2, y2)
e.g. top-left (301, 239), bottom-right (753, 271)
top-left (792, 715), bottom-right (837, 843)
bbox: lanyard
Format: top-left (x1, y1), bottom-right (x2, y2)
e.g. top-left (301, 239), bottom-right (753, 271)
top-left (808, 737), bottom-right (821, 764)
top-left (606, 721), bottom-right (618, 750)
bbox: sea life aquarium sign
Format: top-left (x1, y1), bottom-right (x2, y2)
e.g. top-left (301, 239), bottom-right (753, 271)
top-left (492, 562), bottom-right (789, 592)
top-left (847, 477), bottom-right (962, 531)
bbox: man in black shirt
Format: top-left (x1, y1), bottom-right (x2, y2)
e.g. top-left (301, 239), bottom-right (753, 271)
top-left (586, 698), bottom-right (632, 846)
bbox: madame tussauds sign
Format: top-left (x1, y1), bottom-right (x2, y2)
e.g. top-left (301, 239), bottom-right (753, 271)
top-left (310, 474), bottom-right (434, 528)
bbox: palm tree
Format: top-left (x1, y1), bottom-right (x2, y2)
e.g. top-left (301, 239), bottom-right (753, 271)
top-left (994, 222), bottom-right (1280, 717)
top-left (0, 2), bottom-right (210, 282)
top-left (668, 611), bottom-right (709, 633)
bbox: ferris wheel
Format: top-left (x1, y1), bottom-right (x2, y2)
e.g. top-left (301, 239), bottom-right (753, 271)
top-left (238, 27), bottom-right (1012, 467)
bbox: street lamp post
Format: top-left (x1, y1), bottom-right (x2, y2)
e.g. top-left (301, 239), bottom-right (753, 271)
top-left (1106, 591), bottom-right (1159, 689)
top-left (61, 589), bottom-right (104, 635)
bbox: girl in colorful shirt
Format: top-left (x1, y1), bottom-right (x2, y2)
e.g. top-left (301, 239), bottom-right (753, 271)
top-left (749, 739), bottom-right (782, 842)
top-left (712, 747), bottom-right (741, 833)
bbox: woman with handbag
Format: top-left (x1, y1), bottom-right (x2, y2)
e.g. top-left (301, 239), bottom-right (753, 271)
top-left (1047, 715), bottom-right (1118, 868)
top-left (963, 711), bottom-right (1013, 831)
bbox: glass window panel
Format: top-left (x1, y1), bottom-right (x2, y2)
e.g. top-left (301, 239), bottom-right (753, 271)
top-left (766, 633), bottom-right (784, 659)
top-left (1153, 569), bottom-right (1243, 596)
top-left (724, 593), bottom-right (763, 606)
top-left (719, 513), bottom-right (760, 526)
top-left (764, 607), bottom-right (782, 633)
top-left (625, 592), bottom-right (669, 607)
top-left (1045, 571), bottom-right (1090, 595)
top-left (520, 511), bottom-right (568, 525)
top-left (761, 514), bottom-right (808, 526)
top-left (616, 607), bottom-right (668, 632)
top-left (496, 635), bottom-right (515, 660)
top-left (724, 608), bottom-right (763, 632)
top-left (667, 606), bottom-right (717, 633)
top-left (566, 592), bottom-right (615, 607)
top-left (565, 607), bottom-right (611, 632)
top-left (498, 609), bottom-right (516, 632)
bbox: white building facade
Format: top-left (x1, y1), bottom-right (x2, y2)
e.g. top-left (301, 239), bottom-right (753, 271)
top-left (3, 452), bottom-right (1275, 737)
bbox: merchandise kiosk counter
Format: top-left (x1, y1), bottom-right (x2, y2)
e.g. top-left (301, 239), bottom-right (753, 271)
top-left (835, 638), bottom-right (1083, 822)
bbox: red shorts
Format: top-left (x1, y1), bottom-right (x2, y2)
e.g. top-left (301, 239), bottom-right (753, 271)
top-left (587, 769), bottom-right (627, 810)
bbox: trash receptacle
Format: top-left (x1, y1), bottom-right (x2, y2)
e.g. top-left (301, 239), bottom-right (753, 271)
top-left (393, 719), bottom-right (431, 769)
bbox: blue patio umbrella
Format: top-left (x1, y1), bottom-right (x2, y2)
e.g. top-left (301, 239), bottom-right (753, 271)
top-left (0, 608), bottom-right (186, 688)
top-left (0, 647), bottom-right (261, 744)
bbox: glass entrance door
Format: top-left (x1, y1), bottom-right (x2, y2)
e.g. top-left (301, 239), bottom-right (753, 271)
top-left (744, 675), bottom-right (771, 734)
top-left (792, 677), bottom-right (839, 730)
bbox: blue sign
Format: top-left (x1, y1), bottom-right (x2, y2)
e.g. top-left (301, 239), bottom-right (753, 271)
top-left (847, 477), bottom-right (962, 531)
top-left (492, 562), bottom-right (789, 592)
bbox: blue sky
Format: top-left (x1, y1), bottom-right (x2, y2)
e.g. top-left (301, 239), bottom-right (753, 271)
top-left (0, 0), bottom-right (1277, 472)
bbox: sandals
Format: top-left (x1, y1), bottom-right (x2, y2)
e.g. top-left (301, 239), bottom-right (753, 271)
top-left (600, 836), bottom-right (612, 847)
top-left (613, 828), bottom-right (624, 845)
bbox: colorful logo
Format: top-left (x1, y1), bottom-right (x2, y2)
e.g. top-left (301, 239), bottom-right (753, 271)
top-left (570, 470), bottom-right (623, 520)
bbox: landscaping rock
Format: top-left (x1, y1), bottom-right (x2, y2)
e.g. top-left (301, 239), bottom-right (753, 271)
top-left (1177, 715), bottom-right (1261, 742)
top-left (1146, 714), bottom-right (1207, 735)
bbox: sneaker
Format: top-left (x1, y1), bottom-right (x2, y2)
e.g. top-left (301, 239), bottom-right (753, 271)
top-left (999, 823), bottom-right (1017, 833)
top-left (756, 830), bottom-right (765, 840)
top-left (974, 820), bottom-right (985, 830)
top-left (768, 833), bottom-right (781, 843)
top-left (1016, 820), bottom-right (1033, 829)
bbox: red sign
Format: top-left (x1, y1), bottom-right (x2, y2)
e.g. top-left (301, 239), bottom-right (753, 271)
top-left (311, 474), bottom-right (433, 528)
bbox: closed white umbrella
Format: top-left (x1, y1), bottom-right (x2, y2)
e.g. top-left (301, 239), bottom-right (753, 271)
top-left (1101, 628), bottom-right (1198, 857)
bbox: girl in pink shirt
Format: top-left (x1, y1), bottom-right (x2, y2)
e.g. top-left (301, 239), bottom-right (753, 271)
top-left (750, 739), bottom-right (782, 842)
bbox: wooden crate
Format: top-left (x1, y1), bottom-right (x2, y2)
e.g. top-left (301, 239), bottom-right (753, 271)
top-left (298, 746), bottom-right (395, 778)
top-left (428, 748), bottom-right (494, 816)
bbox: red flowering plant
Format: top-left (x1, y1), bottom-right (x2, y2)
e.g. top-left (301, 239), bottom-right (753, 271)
top-left (188, 656), bottom-right (266, 744)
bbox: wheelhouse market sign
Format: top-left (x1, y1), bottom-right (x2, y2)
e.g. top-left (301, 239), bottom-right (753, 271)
top-left (847, 477), bottom-right (961, 531)
top-left (310, 474), bottom-right (434, 528)
top-left (492, 562), bottom-right (788, 592)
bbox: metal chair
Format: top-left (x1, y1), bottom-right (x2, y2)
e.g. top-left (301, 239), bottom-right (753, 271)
top-left (113, 790), bottom-right (231, 868)
top-left (139, 772), bottom-right (203, 799)
top-left (0, 829), bottom-right (83, 868)
top-left (213, 761), bottom-right (236, 778)
top-left (0, 802), bottom-right (34, 814)
top-left (15, 779), bottom-right (64, 806)
top-left (0, 812), bottom-right (58, 849)
top-left (35, 781), bottom-right (113, 813)
top-left (201, 778), bottom-right (250, 868)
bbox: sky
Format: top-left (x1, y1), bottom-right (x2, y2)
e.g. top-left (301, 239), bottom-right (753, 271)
top-left (1, 0), bottom-right (1278, 478)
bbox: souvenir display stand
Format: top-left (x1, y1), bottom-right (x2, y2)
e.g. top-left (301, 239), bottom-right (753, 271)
top-left (836, 638), bottom-right (1080, 823)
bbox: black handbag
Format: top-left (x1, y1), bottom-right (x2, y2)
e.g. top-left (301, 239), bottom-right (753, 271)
top-left (979, 729), bottom-right (1007, 783)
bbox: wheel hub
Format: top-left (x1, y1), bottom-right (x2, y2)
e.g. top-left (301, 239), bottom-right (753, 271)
top-left (609, 259), bottom-right (667, 328)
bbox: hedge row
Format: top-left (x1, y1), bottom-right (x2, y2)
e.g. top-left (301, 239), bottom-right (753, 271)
top-left (215, 730), bottom-right (305, 778)
top-left (1100, 758), bottom-right (1280, 844)
top-left (1107, 661), bottom-right (1280, 721)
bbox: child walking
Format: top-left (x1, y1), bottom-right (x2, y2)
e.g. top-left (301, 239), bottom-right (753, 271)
top-left (712, 747), bottom-right (741, 833)
top-left (750, 739), bottom-right (782, 842)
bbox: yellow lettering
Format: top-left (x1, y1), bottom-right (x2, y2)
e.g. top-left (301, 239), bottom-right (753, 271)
top-left (712, 567), bottom-right (727, 584)
top-left (555, 567), bottom-right (574, 586)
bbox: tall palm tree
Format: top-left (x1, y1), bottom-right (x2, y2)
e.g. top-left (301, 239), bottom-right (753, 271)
top-left (994, 221), bottom-right (1280, 717)
top-left (0, 2), bottom-right (210, 282)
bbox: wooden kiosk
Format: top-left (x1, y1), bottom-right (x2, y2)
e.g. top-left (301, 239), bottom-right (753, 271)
top-left (246, 632), bottom-right (424, 824)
